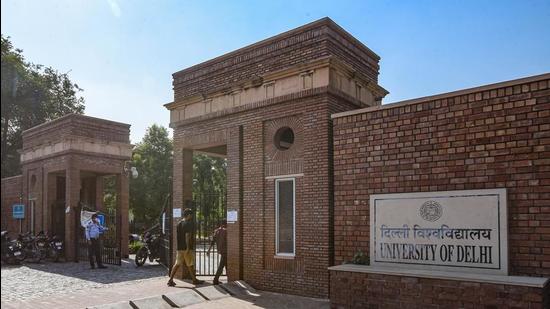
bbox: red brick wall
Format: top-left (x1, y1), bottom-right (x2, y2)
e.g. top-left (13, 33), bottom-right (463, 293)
top-left (1, 175), bottom-right (23, 236)
top-left (330, 270), bottom-right (549, 309)
top-left (332, 75), bottom-right (550, 277)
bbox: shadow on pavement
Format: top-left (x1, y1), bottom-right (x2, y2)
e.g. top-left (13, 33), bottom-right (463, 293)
top-left (12, 255), bottom-right (168, 285)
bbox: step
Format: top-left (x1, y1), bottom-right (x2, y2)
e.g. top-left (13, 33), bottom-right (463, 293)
top-left (129, 295), bottom-right (174, 309)
top-left (162, 290), bottom-right (205, 307)
top-left (87, 300), bottom-right (134, 309)
top-left (195, 285), bottom-right (230, 301)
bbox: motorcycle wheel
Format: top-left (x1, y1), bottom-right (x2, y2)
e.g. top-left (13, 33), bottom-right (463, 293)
top-left (39, 249), bottom-right (48, 261)
top-left (135, 247), bottom-right (148, 267)
top-left (15, 251), bottom-right (26, 263)
top-left (26, 249), bottom-right (41, 263)
top-left (50, 248), bottom-right (59, 262)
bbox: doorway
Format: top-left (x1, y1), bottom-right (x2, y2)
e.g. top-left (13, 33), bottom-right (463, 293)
top-left (192, 150), bottom-right (227, 276)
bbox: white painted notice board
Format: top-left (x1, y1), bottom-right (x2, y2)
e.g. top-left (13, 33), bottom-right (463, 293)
top-left (370, 189), bottom-right (508, 275)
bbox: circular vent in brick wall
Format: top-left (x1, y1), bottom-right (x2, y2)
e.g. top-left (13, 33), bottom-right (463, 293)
top-left (274, 127), bottom-right (295, 151)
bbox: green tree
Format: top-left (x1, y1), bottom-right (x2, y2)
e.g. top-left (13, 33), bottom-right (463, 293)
top-left (130, 125), bottom-right (173, 230)
top-left (1, 35), bottom-right (85, 177)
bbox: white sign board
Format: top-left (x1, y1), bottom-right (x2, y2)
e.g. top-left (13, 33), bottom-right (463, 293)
top-left (173, 208), bottom-right (182, 218)
top-left (227, 210), bottom-right (238, 223)
top-left (370, 189), bottom-right (508, 275)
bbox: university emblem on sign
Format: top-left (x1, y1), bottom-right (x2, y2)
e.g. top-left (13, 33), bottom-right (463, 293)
top-left (419, 200), bottom-right (442, 222)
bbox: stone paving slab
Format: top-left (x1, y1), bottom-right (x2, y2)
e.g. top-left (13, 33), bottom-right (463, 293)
top-left (87, 300), bottom-right (134, 309)
top-left (130, 295), bottom-right (174, 309)
top-left (162, 290), bottom-right (205, 307)
top-left (1, 277), bottom-right (198, 309)
top-left (195, 285), bottom-right (231, 300)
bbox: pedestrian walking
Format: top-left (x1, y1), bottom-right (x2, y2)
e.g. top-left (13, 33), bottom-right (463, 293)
top-left (167, 208), bottom-right (204, 286)
top-left (86, 213), bottom-right (108, 269)
top-left (207, 219), bottom-right (227, 285)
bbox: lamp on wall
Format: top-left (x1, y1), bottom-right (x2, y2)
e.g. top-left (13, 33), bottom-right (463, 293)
top-left (123, 161), bottom-right (139, 179)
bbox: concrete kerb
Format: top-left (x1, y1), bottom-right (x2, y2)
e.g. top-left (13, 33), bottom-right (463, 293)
top-left (87, 301), bottom-right (134, 309)
top-left (162, 290), bottom-right (205, 307)
top-left (194, 285), bottom-right (231, 300)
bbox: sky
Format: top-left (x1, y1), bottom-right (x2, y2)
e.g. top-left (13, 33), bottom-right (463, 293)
top-left (2, 0), bottom-right (550, 142)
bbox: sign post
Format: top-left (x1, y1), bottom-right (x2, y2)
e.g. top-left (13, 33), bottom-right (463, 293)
top-left (13, 203), bottom-right (25, 233)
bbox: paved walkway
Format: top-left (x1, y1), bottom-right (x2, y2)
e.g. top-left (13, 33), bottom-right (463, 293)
top-left (1, 258), bottom-right (328, 309)
top-left (1, 256), bottom-right (166, 303)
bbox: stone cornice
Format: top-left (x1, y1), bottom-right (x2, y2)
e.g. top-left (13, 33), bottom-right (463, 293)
top-left (169, 84), bottom-right (381, 128)
top-left (166, 57), bottom-right (333, 110)
top-left (20, 149), bottom-right (131, 165)
top-left (170, 87), bottom-right (329, 127)
top-left (22, 113), bottom-right (130, 138)
top-left (21, 139), bottom-right (132, 163)
top-left (165, 56), bottom-right (388, 111)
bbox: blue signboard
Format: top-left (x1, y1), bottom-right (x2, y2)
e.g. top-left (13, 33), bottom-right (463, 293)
top-left (97, 214), bottom-right (105, 226)
top-left (13, 204), bottom-right (25, 219)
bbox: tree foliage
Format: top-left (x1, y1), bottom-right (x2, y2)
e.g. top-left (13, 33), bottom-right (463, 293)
top-left (193, 154), bottom-right (227, 234)
top-left (128, 125), bottom-right (228, 232)
top-left (130, 124), bottom-right (173, 231)
top-left (1, 35), bottom-right (85, 177)
top-left (193, 154), bottom-right (227, 202)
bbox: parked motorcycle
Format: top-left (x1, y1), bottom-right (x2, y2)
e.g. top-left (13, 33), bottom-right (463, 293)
top-left (35, 231), bottom-right (63, 262)
top-left (49, 235), bottom-right (64, 262)
top-left (135, 224), bottom-right (162, 266)
top-left (17, 232), bottom-right (42, 263)
top-left (1, 231), bottom-right (24, 265)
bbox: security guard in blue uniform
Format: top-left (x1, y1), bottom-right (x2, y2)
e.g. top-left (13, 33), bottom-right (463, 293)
top-left (86, 213), bottom-right (108, 269)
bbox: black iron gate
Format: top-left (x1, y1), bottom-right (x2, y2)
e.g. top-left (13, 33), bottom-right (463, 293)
top-left (158, 194), bottom-right (172, 269)
top-left (193, 192), bottom-right (226, 276)
top-left (77, 206), bottom-right (121, 266)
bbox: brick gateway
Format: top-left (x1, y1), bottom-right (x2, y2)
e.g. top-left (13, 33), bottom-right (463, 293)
top-left (166, 18), bottom-right (549, 307)
top-left (1, 114), bottom-right (131, 263)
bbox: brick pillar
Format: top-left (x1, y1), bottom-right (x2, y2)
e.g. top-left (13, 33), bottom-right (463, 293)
top-left (172, 148), bottom-right (194, 279)
top-left (95, 176), bottom-right (104, 212)
top-left (21, 168), bottom-right (29, 234)
top-left (227, 126), bottom-right (243, 280)
top-left (65, 168), bottom-right (80, 262)
top-left (44, 173), bottom-right (56, 236)
top-left (117, 173), bottom-right (129, 258)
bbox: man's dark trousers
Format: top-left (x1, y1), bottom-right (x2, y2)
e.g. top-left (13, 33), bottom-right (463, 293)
top-left (88, 238), bottom-right (103, 268)
top-left (214, 253), bottom-right (227, 282)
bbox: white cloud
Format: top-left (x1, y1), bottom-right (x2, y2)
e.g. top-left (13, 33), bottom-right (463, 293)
top-left (107, 0), bottom-right (121, 18)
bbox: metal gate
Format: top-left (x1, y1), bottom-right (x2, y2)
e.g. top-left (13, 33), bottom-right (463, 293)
top-left (158, 194), bottom-right (172, 269)
top-left (77, 206), bottom-right (121, 266)
top-left (193, 192), bottom-right (226, 276)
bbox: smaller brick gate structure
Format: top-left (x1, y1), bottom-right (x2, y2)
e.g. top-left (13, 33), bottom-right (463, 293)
top-left (0, 114), bottom-right (132, 263)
